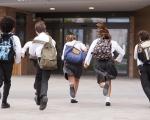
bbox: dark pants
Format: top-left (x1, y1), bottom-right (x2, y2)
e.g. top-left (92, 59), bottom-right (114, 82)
top-left (139, 64), bottom-right (150, 101)
top-left (34, 64), bottom-right (51, 98)
top-left (0, 62), bottom-right (14, 103)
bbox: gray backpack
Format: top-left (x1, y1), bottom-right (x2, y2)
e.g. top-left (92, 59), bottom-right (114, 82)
top-left (38, 36), bottom-right (57, 70)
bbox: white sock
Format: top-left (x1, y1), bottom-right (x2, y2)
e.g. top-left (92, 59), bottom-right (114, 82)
top-left (99, 82), bottom-right (105, 88)
top-left (70, 96), bottom-right (76, 100)
top-left (105, 97), bottom-right (110, 102)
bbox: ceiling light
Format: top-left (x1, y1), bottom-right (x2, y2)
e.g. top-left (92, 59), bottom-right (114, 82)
top-left (49, 8), bottom-right (56, 11)
top-left (17, 0), bottom-right (25, 1)
top-left (89, 7), bottom-right (95, 10)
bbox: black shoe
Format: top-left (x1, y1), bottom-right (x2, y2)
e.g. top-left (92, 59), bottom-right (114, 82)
top-left (71, 99), bottom-right (78, 103)
top-left (34, 96), bottom-right (40, 105)
top-left (70, 86), bottom-right (75, 98)
top-left (1, 102), bottom-right (10, 108)
top-left (39, 96), bottom-right (48, 110)
top-left (105, 102), bottom-right (111, 106)
top-left (103, 82), bottom-right (109, 96)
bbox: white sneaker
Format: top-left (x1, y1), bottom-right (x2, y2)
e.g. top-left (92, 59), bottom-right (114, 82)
top-left (105, 97), bottom-right (111, 106)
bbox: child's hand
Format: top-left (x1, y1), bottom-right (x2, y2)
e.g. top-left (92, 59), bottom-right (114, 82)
top-left (114, 59), bottom-right (119, 64)
top-left (84, 63), bottom-right (89, 69)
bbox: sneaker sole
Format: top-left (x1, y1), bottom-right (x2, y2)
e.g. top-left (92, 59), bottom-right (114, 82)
top-left (105, 102), bottom-right (111, 106)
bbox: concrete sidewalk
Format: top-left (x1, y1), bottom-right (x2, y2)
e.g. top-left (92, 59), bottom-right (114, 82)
top-left (0, 75), bottom-right (149, 120)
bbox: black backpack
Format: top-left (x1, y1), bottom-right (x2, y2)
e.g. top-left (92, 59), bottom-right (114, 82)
top-left (137, 40), bottom-right (150, 63)
top-left (0, 34), bottom-right (15, 62)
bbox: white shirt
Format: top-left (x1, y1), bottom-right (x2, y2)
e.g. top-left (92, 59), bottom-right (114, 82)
top-left (134, 44), bottom-right (143, 66)
top-left (22, 32), bottom-right (56, 58)
top-left (61, 40), bottom-right (87, 61)
top-left (12, 35), bottom-right (22, 64)
top-left (21, 41), bottom-right (32, 57)
top-left (84, 38), bottom-right (125, 66)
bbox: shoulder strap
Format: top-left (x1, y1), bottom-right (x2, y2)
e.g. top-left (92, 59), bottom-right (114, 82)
top-left (48, 36), bottom-right (53, 45)
top-left (32, 40), bottom-right (45, 44)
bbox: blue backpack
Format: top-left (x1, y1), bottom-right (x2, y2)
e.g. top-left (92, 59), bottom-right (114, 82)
top-left (64, 42), bottom-right (86, 64)
top-left (0, 34), bottom-right (15, 62)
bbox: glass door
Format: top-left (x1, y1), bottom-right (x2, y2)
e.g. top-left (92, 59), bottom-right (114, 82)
top-left (64, 24), bottom-right (128, 75)
top-left (109, 29), bottom-right (128, 75)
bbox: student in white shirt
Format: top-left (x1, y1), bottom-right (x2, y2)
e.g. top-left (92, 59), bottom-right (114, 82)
top-left (134, 30), bottom-right (150, 103)
top-left (61, 33), bottom-right (87, 103)
top-left (22, 20), bottom-right (56, 110)
top-left (84, 22), bottom-right (125, 106)
top-left (0, 16), bottom-right (21, 109)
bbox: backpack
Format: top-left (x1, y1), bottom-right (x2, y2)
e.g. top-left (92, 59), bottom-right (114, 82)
top-left (92, 38), bottom-right (112, 60)
top-left (64, 46), bottom-right (86, 64)
top-left (38, 37), bottom-right (57, 70)
top-left (137, 40), bottom-right (150, 63)
top-left (64, 42), bottom-right (87, 64)
top-left (0, 34), bottom-right (15, 62)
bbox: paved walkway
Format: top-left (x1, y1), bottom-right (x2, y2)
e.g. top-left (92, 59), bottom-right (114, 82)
top-left (0, 75), bottom-right (150, 120)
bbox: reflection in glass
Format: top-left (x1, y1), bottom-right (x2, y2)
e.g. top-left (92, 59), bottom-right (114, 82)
top-left (64, 18), bottom-right (106, 23)
top-left (64, 29), bottom-right (84, 42)
top-left (107, 18), bottom-right (129, 23)
top-left (109, 29), bottom-right (128, 75)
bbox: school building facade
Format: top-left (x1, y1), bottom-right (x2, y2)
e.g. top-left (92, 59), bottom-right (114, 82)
top-left (0, 1), bottom-right (150, 78)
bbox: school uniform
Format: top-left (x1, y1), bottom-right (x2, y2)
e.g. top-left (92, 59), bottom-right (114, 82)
top-left (134, 44), bottom-right (150, 101)
top-left (22, 32), bottom-right (56, 99)
top-left (61, 40), bottom-right (86, 79)
top-left (84, 38), bottom-right (125, 83)
top-left (0, 33), bottom-right (21, 103)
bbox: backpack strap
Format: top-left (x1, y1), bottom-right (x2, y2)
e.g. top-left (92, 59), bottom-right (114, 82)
top-left (32, 40), bottom-right (45, 44)
top-left (48, 36), bottom-right (53, 46)
top-left (33, 36), bottom-right (53, 45)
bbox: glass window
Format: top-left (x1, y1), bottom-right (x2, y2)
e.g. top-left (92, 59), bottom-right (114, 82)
top-left (16, 13), bottom-right (26, 46)
top-left (107, 18), bottom-right (129, 23)
top-left (64, 29), bottom-right (84, 42)
top-left (109, 29), bottom-right (128, 75)
top-left (43, 18), bottom-right (63, 23)
top-left (64, 18), bottom-right (106, 23)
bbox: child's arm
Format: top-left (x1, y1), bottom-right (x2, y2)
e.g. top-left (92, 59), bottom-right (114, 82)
top-left (21, 41), bottom-right (32, 57)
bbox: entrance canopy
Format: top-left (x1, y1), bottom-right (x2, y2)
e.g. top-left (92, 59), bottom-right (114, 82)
top-left (0, 0), bottom-right (150, 12)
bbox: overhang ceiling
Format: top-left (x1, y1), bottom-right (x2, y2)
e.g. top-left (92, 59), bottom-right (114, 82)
top-left (0, 0), bottom-right (150, 12)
